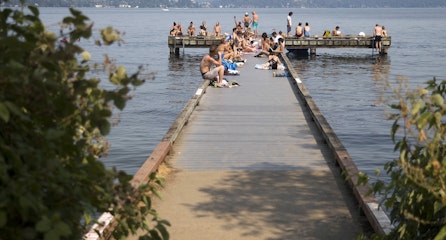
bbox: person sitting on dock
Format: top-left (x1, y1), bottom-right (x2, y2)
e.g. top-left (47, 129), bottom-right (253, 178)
top-left (270, 37), bottom-right (285, 55)
top-left (254, 32), bottom-right (271, 57)
top-left (177, 22), bottom-right (183, 36)
top-left (332, 26), bottom-right (342, 36)
top-left (200, 45), bottom-right (225, 87)
top-left (170, 22), bottom-right (179, 36)
top-left (187, 21), bottom-right (196, 36)
top-left (219, 38), bottom-right (240, 62)
top-left (241, 32), bottom-right (256, 53)
top-left (295, 22), bottom-right (303, 38)
top-left (233, 30), bottom-right (244, 52)
top-left (199, 21), bottom-right (208, 36)
top-left (199, 25), bottom-right (207, 36)
top-left (271, 31), bottom-right (283, 46)
top-left (304, 22), bottom-right (311, 37)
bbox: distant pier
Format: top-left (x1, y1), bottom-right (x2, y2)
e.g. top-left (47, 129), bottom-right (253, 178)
top-left (168, 35), bottom-right (391, 55)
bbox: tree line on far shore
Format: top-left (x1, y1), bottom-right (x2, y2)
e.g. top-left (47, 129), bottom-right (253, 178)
top-left (1, 0), bottom-right (445, 8)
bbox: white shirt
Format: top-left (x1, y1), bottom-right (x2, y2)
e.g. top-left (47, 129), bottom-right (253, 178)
top-left (273, 35), bottom-right (283, 44)
top-left (287, 15), bottom-right (292, 26)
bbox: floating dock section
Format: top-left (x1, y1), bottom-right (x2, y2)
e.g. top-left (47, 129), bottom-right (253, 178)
top-left (168, 35), bottom-right (391, 55)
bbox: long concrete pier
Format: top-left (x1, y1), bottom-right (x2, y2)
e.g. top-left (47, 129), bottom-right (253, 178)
top-left (86, 52), bottom-right (392, 239)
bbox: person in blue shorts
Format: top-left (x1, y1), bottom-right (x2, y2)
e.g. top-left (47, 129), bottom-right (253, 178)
top-left (252, 11), bottom-right (259, 38)
top-left (304, 22), bottom-right (311, 37)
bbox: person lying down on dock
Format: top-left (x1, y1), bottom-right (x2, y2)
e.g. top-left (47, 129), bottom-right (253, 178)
top-left (254, 55), bottom-right (285, 70)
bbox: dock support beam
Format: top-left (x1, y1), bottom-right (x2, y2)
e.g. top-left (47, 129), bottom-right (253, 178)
top-left (310, 48), bottom-right (316, 55)
top-left (169, 47), bottom-right (180, 55)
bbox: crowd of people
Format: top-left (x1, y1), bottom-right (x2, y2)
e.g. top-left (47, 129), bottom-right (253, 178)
top-left (184, 11), bottom-right (390, 86)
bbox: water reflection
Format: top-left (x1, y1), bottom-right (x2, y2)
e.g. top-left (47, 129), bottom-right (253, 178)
top-left (372, 55), bottom-right (391, 81)
top-left (168, 52), bottom-right (202, 73)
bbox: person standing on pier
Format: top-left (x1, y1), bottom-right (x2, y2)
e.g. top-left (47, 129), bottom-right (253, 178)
top-left (213, 22), bottom-right (222, 37)
top-left (200, 45), bottom-right (225, 87)
top-left (242, 12), bottom-right (252, 32)
top-left (286, 11), bottom-right (293, 36)
top-left (374, 23), bottom-right (383, 53)
top-left (382, 26), bottom-right (388, 37)
top-left (251, 11), bottom-right (259, 38)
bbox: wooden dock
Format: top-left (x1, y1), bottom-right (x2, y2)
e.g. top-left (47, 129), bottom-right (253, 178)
top-left (168, 35), bottom-right (391, 55)
top-left (129, 54), bottom-right (391, 239)
top-left (86, 53), bottom-right (393, 240)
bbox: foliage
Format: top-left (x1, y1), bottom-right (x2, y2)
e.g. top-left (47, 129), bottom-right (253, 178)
top-left (367, 77), bottom-right (446, 239)
top-left (0, 3), bottom-right (169, 239)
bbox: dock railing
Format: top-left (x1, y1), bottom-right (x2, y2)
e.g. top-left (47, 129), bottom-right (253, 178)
top-left (279, 53), bottom-right (393, 235)
top-left (168, 35), bottom-right (391, 55)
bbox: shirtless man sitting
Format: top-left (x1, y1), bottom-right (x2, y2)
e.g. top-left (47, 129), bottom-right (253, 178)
top-left (200, 45), bottom-right (225, 86)
top-left (187, 21), bottom-right (196, 36)
top-left (254, 32), bottom-right (271, 57)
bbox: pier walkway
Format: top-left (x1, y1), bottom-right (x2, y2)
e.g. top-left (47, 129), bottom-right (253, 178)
top-left (125, 54), bottom-right (391, 239)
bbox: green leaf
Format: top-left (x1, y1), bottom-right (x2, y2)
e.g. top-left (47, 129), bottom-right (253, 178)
top-left (433, 201), bottom-right (444, 214)
top-left (156, 221), bottom-right (170, 239)
top-left (44, 230), bottom-right (59, 240)
top-left (116, 66), bottom-right (127, 80)
top-left (114, 96), bottom-right (126, 110)
top-left (98, 120), bottom-right (111, 135)
top-left (0, 102), bottom-right (10, 122)
top-left (0, 211), bottom-right (7, 227)
top-left (27, 5), bottom-right (40, 16)
top-left (434, 225), bottom-right (446, 240)
top-left (53, 222), bottom-right (71, 237)
top-left (36, 217), bottom-right (52, 232)
top-left (431, 93), bottom-right (444, 106)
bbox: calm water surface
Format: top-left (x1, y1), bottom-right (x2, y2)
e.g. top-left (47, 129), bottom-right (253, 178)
top-left (38, 8), bottom-right (446, 176)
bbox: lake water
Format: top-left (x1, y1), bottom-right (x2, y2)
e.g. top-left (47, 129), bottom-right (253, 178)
top-left (37, 7), bottom-right (446, 177)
